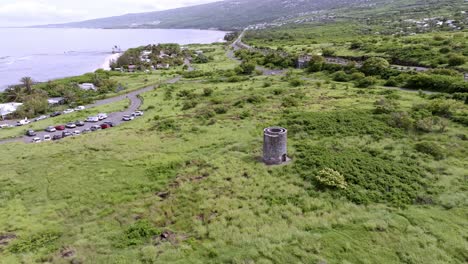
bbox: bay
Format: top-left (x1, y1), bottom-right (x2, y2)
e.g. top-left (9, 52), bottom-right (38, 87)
top-left (0, 28), bottom-right (226, 90)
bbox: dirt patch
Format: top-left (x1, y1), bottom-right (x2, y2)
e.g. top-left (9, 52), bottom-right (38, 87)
top-left (0, 233), bottom-right (16, 246)
top-left (154, 230), bottom-right (188, 246)
top-left (156, 191), bottom-right (170, 199)
top-left (60, 247), bottom-right (76, 258)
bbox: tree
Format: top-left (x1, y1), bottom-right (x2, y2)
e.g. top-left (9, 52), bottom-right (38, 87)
top-left (306, 55), bottom-right (325, 73)
top-left (361, 57), bottom-right (390, 76)
top-left (236, 61), bottom-right (256, 75)
top-left (20, 76), bottom-right (34, 94)
top-left (4, 85), bottom-right (25, 102)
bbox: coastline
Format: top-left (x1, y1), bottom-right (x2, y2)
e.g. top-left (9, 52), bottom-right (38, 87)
top-left (100, 52), bottom-right (122, 71)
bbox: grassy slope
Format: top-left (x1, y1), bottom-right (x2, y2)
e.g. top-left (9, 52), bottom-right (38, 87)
top-left (0, 46), bottom-right (467, 263)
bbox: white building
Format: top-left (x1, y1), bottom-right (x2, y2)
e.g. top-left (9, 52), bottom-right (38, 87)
top-left (78, 83), bottom-right (97, 91)
top-left (0, 103), bottom-right (23, 119)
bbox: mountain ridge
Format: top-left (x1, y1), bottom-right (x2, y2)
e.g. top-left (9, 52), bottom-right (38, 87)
top-left (36, 0), bottom-right (386, 30)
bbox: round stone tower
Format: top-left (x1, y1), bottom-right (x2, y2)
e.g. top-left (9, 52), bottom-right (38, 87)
top-left (263, 127), bottom-right (288, 165)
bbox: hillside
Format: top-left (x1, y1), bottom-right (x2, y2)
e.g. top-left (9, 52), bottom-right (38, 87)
top-left (39, 0), bottom-right (388, 30)
top-left (0, 42), bottom-right (467, 263)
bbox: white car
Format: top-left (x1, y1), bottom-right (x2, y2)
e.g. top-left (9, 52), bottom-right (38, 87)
top-left (35, 115), bottom-right (48, 122)
top-left (63, 109), bottom-right (75, 114)
top-left (132, 111), bottom-right (144, 117)
top-left (32, 137), bottom-right (41, 143)
top-left (73, 130), bottom-right (81, 136)
top-left (86, 116), bottom-right (99, 122)
top-left (74, 106), bottom-right (85, 111)
top-left (43, 135), bottom-right (52, 141)
top-left (0, 124), bottom-right (12, 129)
top-left (122, 115), bottom-right (134, 121)
top-left (16, 119), bottom-right (30, 126)
top-left (98, 113), bottom-right (108, 120)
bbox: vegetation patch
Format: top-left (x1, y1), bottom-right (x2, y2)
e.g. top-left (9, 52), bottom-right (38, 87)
top-left (294, 143), bottom-right (431, 206)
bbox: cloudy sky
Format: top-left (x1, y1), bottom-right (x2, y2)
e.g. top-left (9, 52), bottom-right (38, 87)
top-left (0, 0), bottom-right (221, 26)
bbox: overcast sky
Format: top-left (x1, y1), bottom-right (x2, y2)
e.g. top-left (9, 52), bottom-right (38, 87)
top-left (0, 0), bottom-right (221, 26)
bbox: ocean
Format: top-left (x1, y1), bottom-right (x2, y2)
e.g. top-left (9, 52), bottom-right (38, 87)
top-left (0, 28), bottom-right (226, 90)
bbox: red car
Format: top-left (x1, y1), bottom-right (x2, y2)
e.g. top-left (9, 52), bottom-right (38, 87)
top-left (55, 125), bottom-right (66, 131)
top-left (100, 124), bottom-right (111, 129)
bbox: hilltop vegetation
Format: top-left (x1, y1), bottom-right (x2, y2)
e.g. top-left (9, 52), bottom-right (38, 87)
top-left (0, 43), bottom-right (467, 263)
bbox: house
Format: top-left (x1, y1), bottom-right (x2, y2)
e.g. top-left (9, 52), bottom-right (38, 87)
top-left (47, 97), bottom-right (65, 105)
top-left (78, 83), bottom-right (97, 91)
top-left (0, 103), bottom-right (23, 119)
top-left (128, 65), bottom-right (137, 72)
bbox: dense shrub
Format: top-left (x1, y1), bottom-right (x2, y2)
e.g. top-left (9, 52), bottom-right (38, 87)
top-left (315, 168), bottom-right (347, 189)
top-left (8, 230), bottom-right (62, 253)
top-left (404, 73), bottom-right (468, 93)
top-left (295, 144), bottom-right (429, 206)
top-left (289, 78), bottom-right (305, 87)
top-left (415, 141), bottom-right (445, 160)
top-left (448, 54), bottom-right (466, 66)
top-left (332, 71), bottom-right (350, 82)
top-left (114, 220), bottom-right (160, 248)
top-left (361, 57), bottom-right (390, 76)
top-left (355, 76), bottom-right (378, 88)
top-left (284, 110), bottom-right (401, 138)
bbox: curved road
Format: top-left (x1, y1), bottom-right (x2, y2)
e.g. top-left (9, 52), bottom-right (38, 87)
top-left (0, 76), bottom-right (181, 144)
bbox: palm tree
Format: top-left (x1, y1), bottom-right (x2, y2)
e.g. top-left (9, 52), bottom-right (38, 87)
top-left (20, 76), bottom-right (34, 94)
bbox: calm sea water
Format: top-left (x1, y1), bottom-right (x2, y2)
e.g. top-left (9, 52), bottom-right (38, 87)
top-left (0, 28), bottom-right (226, 90)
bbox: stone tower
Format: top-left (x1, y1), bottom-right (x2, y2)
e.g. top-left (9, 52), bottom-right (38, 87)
top-left (263, 127), bottom-right (288, 165)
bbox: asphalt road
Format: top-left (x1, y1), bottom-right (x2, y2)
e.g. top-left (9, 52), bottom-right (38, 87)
top-left (0, 76), bottom-right (181, 144)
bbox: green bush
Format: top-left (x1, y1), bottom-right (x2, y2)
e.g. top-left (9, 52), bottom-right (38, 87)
top-left (361, 57), bottom-right (390, 76)
top-left (332, 71), bottom-right (350, 82)
top-left (316, 168), bottom-right (347, 189)
top-left (355, 76), bottom-right (378, 88)
top-left (295, 144), bottom-right (429, 206)
top-left (114, 220), bottom-right (160, 248)
top-left (415, 141), bottom-right (445, 160)
top-left (289, 78), bottom-right (305, 87)
top-left (8, 230), bottom-right (62, 253)
top-left (182, 100), bottom-right (198, 110)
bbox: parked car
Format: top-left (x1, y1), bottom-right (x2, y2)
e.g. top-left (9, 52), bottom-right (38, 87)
top-left (62, 131), bottom-right (73, 137)
top-left (55, 125), bottom-right (66, 131)
top-left (82, 128), bottom-right (91, 134)
top-left (43, 135), bottom-right (52, 141)
top-left (66, 122), bottom-right (77, 129)
top-left (73, 130), bottom-right (81, 136)
top-left (50, 111), bottom-right (62, 117)
top-left (86, 116), bottom-right (99, 122)
top-left (122, 115), bottom-right (134, 121)
top-left (63, 109), bottom-right (75, 114)
top-left (32, 137), bottom-right (41, 143)
top-left (90, 125), bottom-right (102, 131)
top-left (132, 111), bottom-right (144, 117)
top-left (75, 120), bottom-right (85, 127)
top-left (35, 115), bottom-right (48, 122)
top-left (26, 130), bottom-right (37, 137)
top-left (98, 113), bottom-right (108, 120)
top-left (52, 135), bottom-right (62, 141)
top-left (74, 106), bottom-right (85, 111)
top-left (100, 123), bottom-right (111, 129)
top-left (103, 121), bottom-right (115, 127)
top-left (0, 124), bottom-right (12, 129)
top-left (16, 119), bottom-right (30, 126)
top-left (45, 126), bottom-right (56, 132)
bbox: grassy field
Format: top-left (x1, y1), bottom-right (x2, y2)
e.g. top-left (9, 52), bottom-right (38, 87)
top-left (0, 99), bottom-right (130, 140)
top-left (0, 55), bottom-right (466, 263)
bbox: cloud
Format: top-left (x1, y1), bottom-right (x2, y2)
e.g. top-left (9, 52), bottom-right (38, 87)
top-left (0, 0), bottom-right (221, 26)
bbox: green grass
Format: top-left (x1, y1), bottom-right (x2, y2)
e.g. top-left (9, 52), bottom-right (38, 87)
top-left (0, 45), bottom-right (467, 263)
top-left (0, 99), bottom-right (130, 140)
